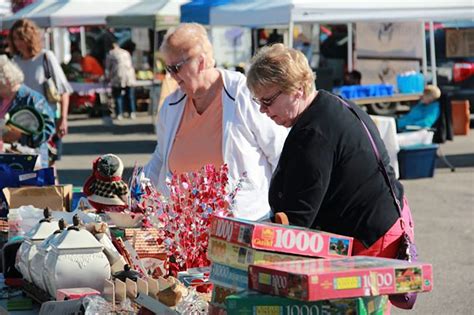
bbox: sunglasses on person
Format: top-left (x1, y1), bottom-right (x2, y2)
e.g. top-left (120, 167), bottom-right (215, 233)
top-left (165, 57), bottom-right (192, 74)
top-left (253, 90), bottom-right (282, 107)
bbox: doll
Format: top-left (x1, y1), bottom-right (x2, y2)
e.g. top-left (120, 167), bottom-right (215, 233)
top-left (83, 154), bottom-right (128, 212)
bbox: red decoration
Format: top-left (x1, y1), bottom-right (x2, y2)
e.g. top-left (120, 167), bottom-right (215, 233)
top-left (136, 164), bottom-right (238, 277)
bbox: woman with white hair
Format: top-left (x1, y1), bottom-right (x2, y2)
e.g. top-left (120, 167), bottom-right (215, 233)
top-left (0, 55), bottom-right (55, 151)
top-left (144, 23), bottom-right (288, 220)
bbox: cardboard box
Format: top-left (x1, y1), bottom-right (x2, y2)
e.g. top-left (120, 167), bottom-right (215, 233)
top-left (2, 185), bottom-right (73, 211)
top-left (208, 238), bottom-right (306, 271)
top-left (210, 262), bottom-right (249, 290)
top-left (226, 291), bottom-right (388, 315)
top-left (210, 216), bottom-right (353, 258)
top-left (248, 256), bottom-right (433, 301)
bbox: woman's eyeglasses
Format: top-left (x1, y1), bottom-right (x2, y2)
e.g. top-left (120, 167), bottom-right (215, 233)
top-left (253, 90), bottom-right (282, 107)
top-left (165, 57), bottom-right (192, 74)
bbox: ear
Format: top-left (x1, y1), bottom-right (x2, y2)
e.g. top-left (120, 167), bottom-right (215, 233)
top-left (197, 53), bottom-right (206, 72)
top-left (296, 87), bottom-right (304, 99)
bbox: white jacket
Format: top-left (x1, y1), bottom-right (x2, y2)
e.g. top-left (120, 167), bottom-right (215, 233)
top-left (144, 69), bottom-right (288, 220)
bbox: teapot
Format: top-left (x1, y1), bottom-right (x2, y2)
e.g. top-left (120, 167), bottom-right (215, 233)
top-left (43, 215), bottom-right (111, 296)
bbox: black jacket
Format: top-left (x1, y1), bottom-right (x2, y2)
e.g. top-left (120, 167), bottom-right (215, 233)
top-left (269, 90), bottom-right (403, 247)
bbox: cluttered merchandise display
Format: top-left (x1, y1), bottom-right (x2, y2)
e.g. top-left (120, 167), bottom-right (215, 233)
top-left (0, 153), bottom-right (434, 314)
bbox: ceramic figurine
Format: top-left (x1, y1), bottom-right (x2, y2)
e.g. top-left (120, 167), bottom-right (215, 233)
top-left (83, 154), bottom-right (129, 212)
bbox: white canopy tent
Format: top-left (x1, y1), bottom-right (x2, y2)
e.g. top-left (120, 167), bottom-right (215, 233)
top-left (2, 0), bottom-right (141, 29)
top-left (0, 0), bottom-right (11, 17)
top-left (209, 0), bottom-right (474, 85)
top-left (2, 0), bottom-right (142, 61)
top-left (106, 0), bottom-right (188, 30)
top-left (210, 0), bottom-right (474, 28)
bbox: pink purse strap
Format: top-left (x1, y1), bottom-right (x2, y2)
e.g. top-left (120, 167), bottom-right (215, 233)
top-left (338, 97), bottom-right (404, 219)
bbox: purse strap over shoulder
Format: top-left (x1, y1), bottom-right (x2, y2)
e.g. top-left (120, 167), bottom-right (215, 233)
top-left (337, 96), bottom-right (404, 218)
top-left (43, 52), bottom-right (53, 81)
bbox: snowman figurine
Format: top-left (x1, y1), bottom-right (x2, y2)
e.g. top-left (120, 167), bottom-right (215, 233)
top-left (83, 154), bottom-right (128, 212)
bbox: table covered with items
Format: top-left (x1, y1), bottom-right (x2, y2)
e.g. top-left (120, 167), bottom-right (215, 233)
top-left (0, 152), bottom-right (433, 314)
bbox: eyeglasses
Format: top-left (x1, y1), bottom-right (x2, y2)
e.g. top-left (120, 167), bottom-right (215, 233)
top-left (253, 90), bottom-right (282, 107)
top-left (165, 57), bottom-right (192, 74)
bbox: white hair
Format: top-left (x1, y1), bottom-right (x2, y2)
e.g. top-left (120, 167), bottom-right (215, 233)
top-left (0, 55), bottom-right (24, 86)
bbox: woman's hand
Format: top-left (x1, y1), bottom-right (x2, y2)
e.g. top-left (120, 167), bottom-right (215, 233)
top-left (56, 116), bottom-right (68, 138)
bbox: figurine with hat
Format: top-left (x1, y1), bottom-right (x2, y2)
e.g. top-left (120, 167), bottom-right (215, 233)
top-left (83, 154), bottom-right (129, 212)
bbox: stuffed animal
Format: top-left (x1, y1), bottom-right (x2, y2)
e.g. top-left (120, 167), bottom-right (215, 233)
top-left (83, 154), bottom-right (128, 212)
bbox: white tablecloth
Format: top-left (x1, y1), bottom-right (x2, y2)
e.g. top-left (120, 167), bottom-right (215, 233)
top-left (370, 115), bottom-right (400, 178)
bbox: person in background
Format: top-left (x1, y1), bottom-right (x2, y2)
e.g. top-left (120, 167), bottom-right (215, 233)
top-left (396, 85), bottom-right (441, 132)
top-left (69, 49), bottom-right (104, 82)
top-left (105, 39), bottom-right (137, 120)
top-left (143, 23), bottom-right (288, 221)
top-left (0, 55), bottom-right (55, 157)
top-left (80, 52), bottom-right (104, 83)
top-left (8, 19), bottom-right (72, 168)
top-left (246, 44), bottom-right (414, 263)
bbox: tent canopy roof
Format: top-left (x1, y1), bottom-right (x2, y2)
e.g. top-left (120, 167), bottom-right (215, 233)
top-left (106, 0), bottom-right (188, 30)
top-left (180, 0), bottom-right (233, 24)
top-left (209, 0), bottom-right (474, 27)
top-left (2, 0), bottom-right (140, 29)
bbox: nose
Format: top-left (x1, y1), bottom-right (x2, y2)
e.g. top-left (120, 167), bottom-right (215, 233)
top-left (259, 105), bottom-right (267, 114)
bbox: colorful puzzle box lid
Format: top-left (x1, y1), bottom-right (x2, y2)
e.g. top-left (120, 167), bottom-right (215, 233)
top-left (208, 237), bottom-right (305, 271)
top-left (226, 291), bottom-right (388, 315)
top-left (210, 215), bottom-right (353, 258)
top-left (210, 262), bottom-right (249, 290)
top-left (248, 256), bottom-right (433, 301)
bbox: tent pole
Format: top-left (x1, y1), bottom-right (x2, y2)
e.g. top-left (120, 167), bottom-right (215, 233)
top-left (80, 26), bottom-right (86, 56)
top-left (347, 23), bottom-right (353, 72)
top-left (429, 21), bottom-right (437, 86)
top-left (421, 21), bottom-right (428, 79)
top-left (44, 28), bottom-right (51, 51)
top-left (288, 16), bottom-right (294, 48)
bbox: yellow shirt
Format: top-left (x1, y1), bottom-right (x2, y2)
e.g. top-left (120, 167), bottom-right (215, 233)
top-left (169, 87), bottom-right (224, 175)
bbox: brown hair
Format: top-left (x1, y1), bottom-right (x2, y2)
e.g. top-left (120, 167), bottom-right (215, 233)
top-left (247, 44), bottom-right (315, 98)
top-left (160, 23), bottom-right (215, 69)
top-left (8, 19), bottom-right (43, 58)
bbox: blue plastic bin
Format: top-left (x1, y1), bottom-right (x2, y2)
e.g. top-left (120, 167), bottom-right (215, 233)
top-left (333, 84), bottom-right (394, 99)
top-left (397, 73), bottom-right (424, 94)
top-left (398, 144), bottom-right (439, 179)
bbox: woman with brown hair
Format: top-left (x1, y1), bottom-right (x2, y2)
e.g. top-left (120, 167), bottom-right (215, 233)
top-left (8, 18), bottom-right (72, 167)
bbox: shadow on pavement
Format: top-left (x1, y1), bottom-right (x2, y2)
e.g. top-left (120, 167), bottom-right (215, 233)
top-left (63, 140), bottom-right (156, 155)
top-left (436, 153), bottom-right (474, 169)
top-left (58, 167), bottom-right (138, 187)
top-left (68, 123), bottom-right (155, 135)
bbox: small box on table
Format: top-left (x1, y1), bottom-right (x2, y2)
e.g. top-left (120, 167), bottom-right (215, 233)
top-left (226, 291), bottom-right (388, 315)
top-left (248, 256), bottom-right (433, 301)
top-left (210, 216), bottom-right (353, 258)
